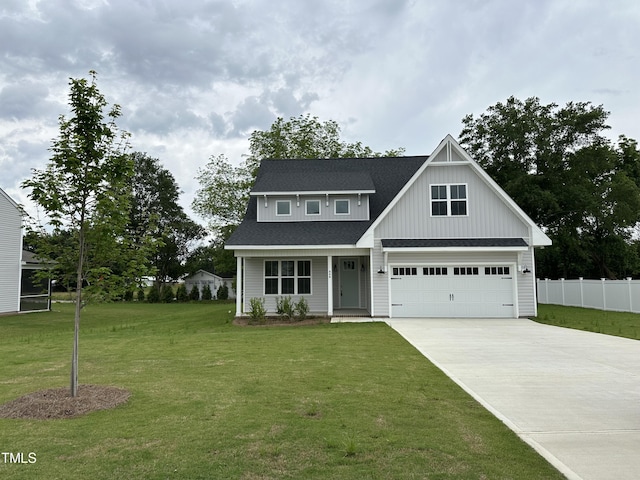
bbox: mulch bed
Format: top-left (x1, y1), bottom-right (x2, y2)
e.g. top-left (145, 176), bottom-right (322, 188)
top-left (0, 385), bottom-right (130, 420)
top-left (233, 317), bottom-right (331, 327)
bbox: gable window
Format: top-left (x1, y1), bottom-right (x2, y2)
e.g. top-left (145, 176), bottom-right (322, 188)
top-left (335, 199), bottom-right (350, 215)
top-left (276, 200), bottom-right (291, 216)
top-left (305, 200), bottom-right (320, 216)
top-left (264, 260), bottom-right (311, 295)
top-left (430, 184), bottom-right (467, 216)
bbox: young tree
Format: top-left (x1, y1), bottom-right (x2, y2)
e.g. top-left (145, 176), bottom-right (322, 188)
top-left (175, 283), bottom-right (188, 302)
top-left (216, 283), bottom-right (229, 300)
top-left (189, 285), bottom-right (200, 301)
top-left (22, 71), bottom-right (134, 397)
top-left (201, 284), bottom-right (212, 301)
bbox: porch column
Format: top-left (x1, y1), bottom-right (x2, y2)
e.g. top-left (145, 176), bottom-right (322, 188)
top-left (327, 255), bottom-right (333, 316)
top-left (235, 256), bottom-right (243, 317)
top-left (369, 249), bottom-right (375, 317)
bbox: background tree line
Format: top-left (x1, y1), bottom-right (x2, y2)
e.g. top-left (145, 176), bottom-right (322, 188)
top-left (459, 96), bottom-right (640, 279)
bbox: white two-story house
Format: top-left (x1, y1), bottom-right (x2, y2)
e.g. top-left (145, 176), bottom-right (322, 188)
top-left (225, 135), bottom-right (551, 319)
top-left (0, 187), bottom-right (23, 315)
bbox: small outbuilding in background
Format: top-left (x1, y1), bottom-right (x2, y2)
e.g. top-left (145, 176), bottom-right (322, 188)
top-left (183, 270), bottom-right (235, 300)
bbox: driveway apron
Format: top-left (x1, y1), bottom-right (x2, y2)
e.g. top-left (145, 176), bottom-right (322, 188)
top-left (386, 318), bottom-right (640, 480)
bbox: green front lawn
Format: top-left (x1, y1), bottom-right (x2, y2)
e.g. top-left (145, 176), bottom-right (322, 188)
top-left (1, 303), bottom-right (563, 479)
top-left (535, 304), bottom-right (640, 340)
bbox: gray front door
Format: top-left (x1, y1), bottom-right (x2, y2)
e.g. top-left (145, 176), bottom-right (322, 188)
top-left (340, 258), bottom-right (359, 308)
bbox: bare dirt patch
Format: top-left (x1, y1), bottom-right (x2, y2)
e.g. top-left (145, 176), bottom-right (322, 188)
top-left (0, 385), bottom-right (130, 420)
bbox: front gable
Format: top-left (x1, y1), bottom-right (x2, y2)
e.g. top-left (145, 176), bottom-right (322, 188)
top-left (359, 135), bottom-right (551, 247)
top-left (374, 162), bottom-right (530, 240)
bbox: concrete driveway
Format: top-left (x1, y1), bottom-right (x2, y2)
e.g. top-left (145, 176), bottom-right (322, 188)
top-left (386, 318), bottom-right (640, 480)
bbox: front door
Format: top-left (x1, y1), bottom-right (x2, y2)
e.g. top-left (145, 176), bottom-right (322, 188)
top-left (340, 258), bottom-right (359, 308)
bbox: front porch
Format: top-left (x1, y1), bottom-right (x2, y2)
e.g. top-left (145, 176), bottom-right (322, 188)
top-left (234, 251), bottom-right (373, 317)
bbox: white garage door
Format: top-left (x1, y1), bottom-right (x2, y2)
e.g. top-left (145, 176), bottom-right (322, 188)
top-left (390, 265), bottom-right (515, 318)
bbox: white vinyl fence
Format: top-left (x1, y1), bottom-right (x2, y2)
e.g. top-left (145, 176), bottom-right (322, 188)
top-left (537, 278), bottom-right (640, 314)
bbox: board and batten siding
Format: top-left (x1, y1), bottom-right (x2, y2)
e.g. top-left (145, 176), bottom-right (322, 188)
top-left (0, 190), bottom-right (22, 314)
top-left (257, 194), bottom-right (370, 222)
top-left (374, 164), bottom-right (529, 239)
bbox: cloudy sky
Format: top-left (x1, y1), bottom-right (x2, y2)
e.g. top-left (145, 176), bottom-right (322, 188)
top-left (1, 0), bottom-right (639, 226)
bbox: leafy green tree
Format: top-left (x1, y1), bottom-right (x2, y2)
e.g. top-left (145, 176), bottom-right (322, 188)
top-left (189, 285), bottom-right (200, 301)
top-left (193, 114), bottom-right (404, 240)
top-left (22, 71), bottom-right (136, 396)
top-left (161, 284), bottom-right (174, 303)
top-left (201, 284), bottom-right (212, 300)
top-left (184, 240), bottom-right (236, 278)
top-left (128, 152), bottom-right (205, 287)
top-left (147, 286), bottom-right (160, 303)
top-left (192, 154), bottom-right (253, 240)
top-left (244, 113), bottom-right (405, 175)
top-left (175, 283), bottom-right (188, 302)
top-left (216, 283), bottom-right (229, 300)
top-left (460, 96), bottom-right (640, 278)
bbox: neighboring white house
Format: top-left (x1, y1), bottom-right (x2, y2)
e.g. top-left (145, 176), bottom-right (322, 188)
top-left (0, 188), bottom-right (23, 315)
top-left (183, 270), bottom-right (235, 299)
top-left (21, 250), bottom-right (51, 312)
top-left (225, 135), bottom-right (552, 318)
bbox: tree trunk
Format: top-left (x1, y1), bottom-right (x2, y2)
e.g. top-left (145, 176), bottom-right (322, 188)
top-left (71, 225), bottom-right (85, 397)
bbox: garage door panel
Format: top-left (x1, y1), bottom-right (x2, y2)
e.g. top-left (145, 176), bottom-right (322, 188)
top-left (390, 265), bottom-right (515, 318)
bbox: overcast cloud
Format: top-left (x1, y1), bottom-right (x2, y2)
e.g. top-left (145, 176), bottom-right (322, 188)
top-left (1, 0), bottom-right (639, 225)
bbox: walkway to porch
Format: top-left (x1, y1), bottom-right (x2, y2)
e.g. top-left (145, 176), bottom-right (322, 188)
top-left (331, 308), bottom-right (384, 323)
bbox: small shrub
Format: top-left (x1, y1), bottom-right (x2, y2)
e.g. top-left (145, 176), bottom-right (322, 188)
top-left (175, 284), bottom-right (188, 302)
top-left (217, 283), bottom-right (229, 300)
top-left (202, 284), bottom-right (212, 301)
top-left (276, 296), bottom-right (295, 320)
top-left (123, 290), bottom-right (134, 302)
top-left (147, 287), bottom-right (160, 303)
top-left (189, 285), bottom-right (200, 301)
top-left (295, 297), bottom-right (309, 320)
top-left (249, 297), bottom-right (266, 324)
top-left (161, 284), bottom-right (174, 303)
top-left (136, 288), bottom-right (146, 302)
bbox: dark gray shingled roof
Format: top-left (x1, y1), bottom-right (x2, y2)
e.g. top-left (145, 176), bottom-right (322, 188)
top-left (380, 238), bottom-right (529, 248)
top-left (226, 156), bottom-right (427, 246)
top-left (252, 170), bottom-right (376, 193)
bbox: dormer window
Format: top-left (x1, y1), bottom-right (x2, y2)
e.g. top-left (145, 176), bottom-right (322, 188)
top-left (335, 199), bottom-right (350, 215)
top-left (305, 200), bottom-right (321, 216)
top-left (276, 200), bottom-right (291, 216)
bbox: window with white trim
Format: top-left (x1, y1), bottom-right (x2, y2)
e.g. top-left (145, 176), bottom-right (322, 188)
top-left (335, 199), bottom-right (350, 215)
top-left (430, 184), bottom-right (467, 216)
top-left (305, 199), bottom-right (320, 216)
top-left (264, 260), bottom-right (311, 295)
top-left (276, 200), bottom-right (291, 216)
